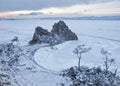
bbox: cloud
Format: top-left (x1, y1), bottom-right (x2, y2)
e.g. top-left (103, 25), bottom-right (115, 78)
top-left (0, 0), bottom-right (119, 12)
top-left (0, 0), bottom-right (120, 17)
top-left (26, 12), bottom-right (43, 16)
top-left (39, 1), bottom-right (120, 15)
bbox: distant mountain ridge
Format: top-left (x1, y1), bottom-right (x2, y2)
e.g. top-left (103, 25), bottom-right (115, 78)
top-left (0, 16), bottom-right (120, 20)
top-left (39, 16), bottom-right (120, 20)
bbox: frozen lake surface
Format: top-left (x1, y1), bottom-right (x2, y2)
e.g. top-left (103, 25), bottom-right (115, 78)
top-left (0, 19), bottom-right (120, 44)
top-left (0, 19), bottom-right (120, 72)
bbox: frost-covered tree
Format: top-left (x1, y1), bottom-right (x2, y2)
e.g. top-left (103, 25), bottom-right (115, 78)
top-left (101, 48), bottom-right (115, 74)
top-left (73, 44), bottom-right (91, 70)
top-left (0, 37), bottom-right (21, 67)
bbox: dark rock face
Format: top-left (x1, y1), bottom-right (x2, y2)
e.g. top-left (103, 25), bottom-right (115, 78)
top-left (51, 21), bottom-right (69, 35)
top-left (34, 26), bottom-right (49, 36)
top-left (51, 21), bottom-right (78, 41)
top-left (29, 21), bottom-right (78, 45)
top-left (29, 26), bottom-right (50, 44)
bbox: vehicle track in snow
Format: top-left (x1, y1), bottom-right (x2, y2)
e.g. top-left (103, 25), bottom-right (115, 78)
top-left (29, 33), bottom-right (120, 74)
top-left (78, 33), bottom-right (120, 43)
top-left (24, 44), bottom-right (60, 75)
top-left (0, 28), bottom-right (28, 36)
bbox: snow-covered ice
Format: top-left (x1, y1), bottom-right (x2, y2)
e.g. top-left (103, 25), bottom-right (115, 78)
top-left (0, 19), bottom-right (120, 85)
top-left (34, 37), bottom-right (120, 71)
top-left (0, 19), bottom-right (120, 71)
top-left (28, 20), bottom-right (120, 72)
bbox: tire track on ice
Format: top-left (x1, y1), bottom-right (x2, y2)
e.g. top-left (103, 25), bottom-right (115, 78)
top-left (24, 44), bottom-right (60, 75)
top-left (78, 33), bottom-right (120, 43)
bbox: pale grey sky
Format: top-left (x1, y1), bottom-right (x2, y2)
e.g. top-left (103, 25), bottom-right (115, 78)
top-left (0, 0), bottom-right (120, 17)
top-left (0, 0), bottom-right (119, 12)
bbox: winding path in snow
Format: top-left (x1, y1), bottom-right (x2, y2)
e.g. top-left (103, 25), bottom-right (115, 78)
top-left (23, 44), bottom-right (60, 75)
top-left (33, 34), bottom-right (120, 72)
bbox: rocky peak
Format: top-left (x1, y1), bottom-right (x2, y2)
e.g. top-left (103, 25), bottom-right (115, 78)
top-left (29, 26), bottom-right (50, 44)
top-left (51, 21), bottom-right (68, 35)
top-left (34, 26), bottom-right (49, 36)
top-left (51, 21), bottom-right (78, 41)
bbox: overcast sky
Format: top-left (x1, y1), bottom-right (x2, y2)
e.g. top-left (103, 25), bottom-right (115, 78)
top-left (0, 0), bottom-right (120, 17)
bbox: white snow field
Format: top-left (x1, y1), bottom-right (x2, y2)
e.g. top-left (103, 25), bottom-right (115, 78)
top-left (0, 19), bottom-right (120, 68)
top-left (0, 19), bottom-right (120, 85)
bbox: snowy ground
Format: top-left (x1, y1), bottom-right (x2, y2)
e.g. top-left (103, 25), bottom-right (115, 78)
top-left (34, 36), bottom-right (120, 72)
top-left (0, 19), bottom-right (120, 85)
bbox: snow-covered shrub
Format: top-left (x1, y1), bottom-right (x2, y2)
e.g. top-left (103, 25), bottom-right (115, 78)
top-left (0, 73), bottom-right (11, 86)
top-left (61, 66), bottom-right (120, 86)
top-left (0, 37), bottom-right (22, 67)
top-left (0, 37), bottom-right (36, 86)
top-left (11, 36), bottom-right (19, 45)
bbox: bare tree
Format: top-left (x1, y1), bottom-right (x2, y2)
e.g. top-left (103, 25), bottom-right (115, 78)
top-left (101, 48), bottom-right (115, 74)
top-left (73, 44), bottom-right (91, 70)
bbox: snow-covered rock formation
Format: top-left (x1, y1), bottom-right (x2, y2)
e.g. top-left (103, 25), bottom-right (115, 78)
top-left (30, 26), bottom-right (50, 44)
top-left (51, 21), bottom-right (78, 41)
top-left (29, 21), bottom-right (78, 45)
